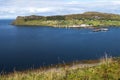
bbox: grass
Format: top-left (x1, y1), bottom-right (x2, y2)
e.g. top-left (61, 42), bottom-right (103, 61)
top-left (13, 19), bottom-right (120, 27)
top-left (0, 56), bottom-right (120, 80)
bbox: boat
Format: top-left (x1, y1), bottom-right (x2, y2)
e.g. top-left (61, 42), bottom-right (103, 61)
top-left (100, 28), bottom-right (109, 31)
top-left (93, 28), bottom-right (109, 32)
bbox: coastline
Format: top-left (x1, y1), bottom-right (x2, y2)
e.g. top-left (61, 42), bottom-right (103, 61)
top-left (12, 12), bottom-right (120, 28)
top-left (12, 20), bottom-right (120, 29)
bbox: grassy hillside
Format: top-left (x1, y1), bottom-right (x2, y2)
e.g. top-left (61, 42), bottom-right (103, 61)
top-left (12, 12), bottom-right (120, 27)
top-left (1, 57), bottom-right (120, 80)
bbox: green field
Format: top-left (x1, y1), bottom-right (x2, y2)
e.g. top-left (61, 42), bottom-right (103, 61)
top-left (12, 12), bottom-right (120, 27)
top-left (12, 19), bottom-right (120, 27)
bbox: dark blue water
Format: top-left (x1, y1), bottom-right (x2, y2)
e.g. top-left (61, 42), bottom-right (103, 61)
top-left (0, 20), bottom-right (120, 72)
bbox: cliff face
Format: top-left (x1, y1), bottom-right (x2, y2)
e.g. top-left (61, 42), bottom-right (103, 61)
top-left (12, 16), bottom-right (25, 25)
top-left (12, 12), bottom-right (120, 26)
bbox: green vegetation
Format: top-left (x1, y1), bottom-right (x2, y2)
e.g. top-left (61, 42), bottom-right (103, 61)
top-left (12, 12), bottom-right (120, 27)
top-left (1, 57), bottom-right (120, 80)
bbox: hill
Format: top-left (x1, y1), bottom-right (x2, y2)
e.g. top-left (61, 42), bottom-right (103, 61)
top-left (12, 12), bottom-right (120, 27)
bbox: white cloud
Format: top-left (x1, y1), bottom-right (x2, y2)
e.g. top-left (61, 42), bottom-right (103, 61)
top-left (0, 0), bottom-right (120, 19)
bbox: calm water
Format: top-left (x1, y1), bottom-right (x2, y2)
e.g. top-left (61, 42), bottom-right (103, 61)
top-left (0, 20), bottom-right (120, 72)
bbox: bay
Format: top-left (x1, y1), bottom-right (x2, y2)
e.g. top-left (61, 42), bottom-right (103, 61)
top-left (0, 20), bottom-right (120, 72)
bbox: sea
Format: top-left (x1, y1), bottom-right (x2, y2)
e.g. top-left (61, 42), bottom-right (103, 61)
top-left (0, 19), bottom-right (120, 72)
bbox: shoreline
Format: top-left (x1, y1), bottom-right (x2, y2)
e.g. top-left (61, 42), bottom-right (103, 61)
top-left (1, 57), bottom-right (119, 80)
top-left (12, 23), bottom-right (120, 29)
top-left (0, 57), bottom-right (112, 75)
top-left (12, 12), bottom-right (120, 28)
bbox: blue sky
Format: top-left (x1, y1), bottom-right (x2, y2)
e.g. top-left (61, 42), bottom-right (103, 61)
top-left (0, 0), bottom-right (120, 19)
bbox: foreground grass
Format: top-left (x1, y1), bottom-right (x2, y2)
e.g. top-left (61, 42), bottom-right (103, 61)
top-left (0, 58), bottom-right (120, 80)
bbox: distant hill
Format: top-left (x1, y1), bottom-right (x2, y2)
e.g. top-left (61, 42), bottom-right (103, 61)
top-left (12, 12), bottom-right (120, 27)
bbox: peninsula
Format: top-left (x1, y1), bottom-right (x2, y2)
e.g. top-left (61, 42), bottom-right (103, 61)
top-left (12, 12), bottom-right (120, 27)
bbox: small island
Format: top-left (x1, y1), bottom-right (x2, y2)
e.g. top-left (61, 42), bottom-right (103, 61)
top-left (12, 12), bottom-right (120, 28)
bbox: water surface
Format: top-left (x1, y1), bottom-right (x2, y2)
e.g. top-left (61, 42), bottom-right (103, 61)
top-left (0, 20), bottom-right (120, 72)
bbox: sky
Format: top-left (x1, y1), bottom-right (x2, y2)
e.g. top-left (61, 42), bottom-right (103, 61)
top-left (0, 0), bottom-right (120, 19)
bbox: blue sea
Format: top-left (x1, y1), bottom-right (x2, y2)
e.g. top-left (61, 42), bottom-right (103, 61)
top-left (0, 19), bottom-right (120, 72)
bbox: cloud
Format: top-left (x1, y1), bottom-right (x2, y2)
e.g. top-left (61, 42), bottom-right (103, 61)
top-left (0, 0), bottom-right (120, 19)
